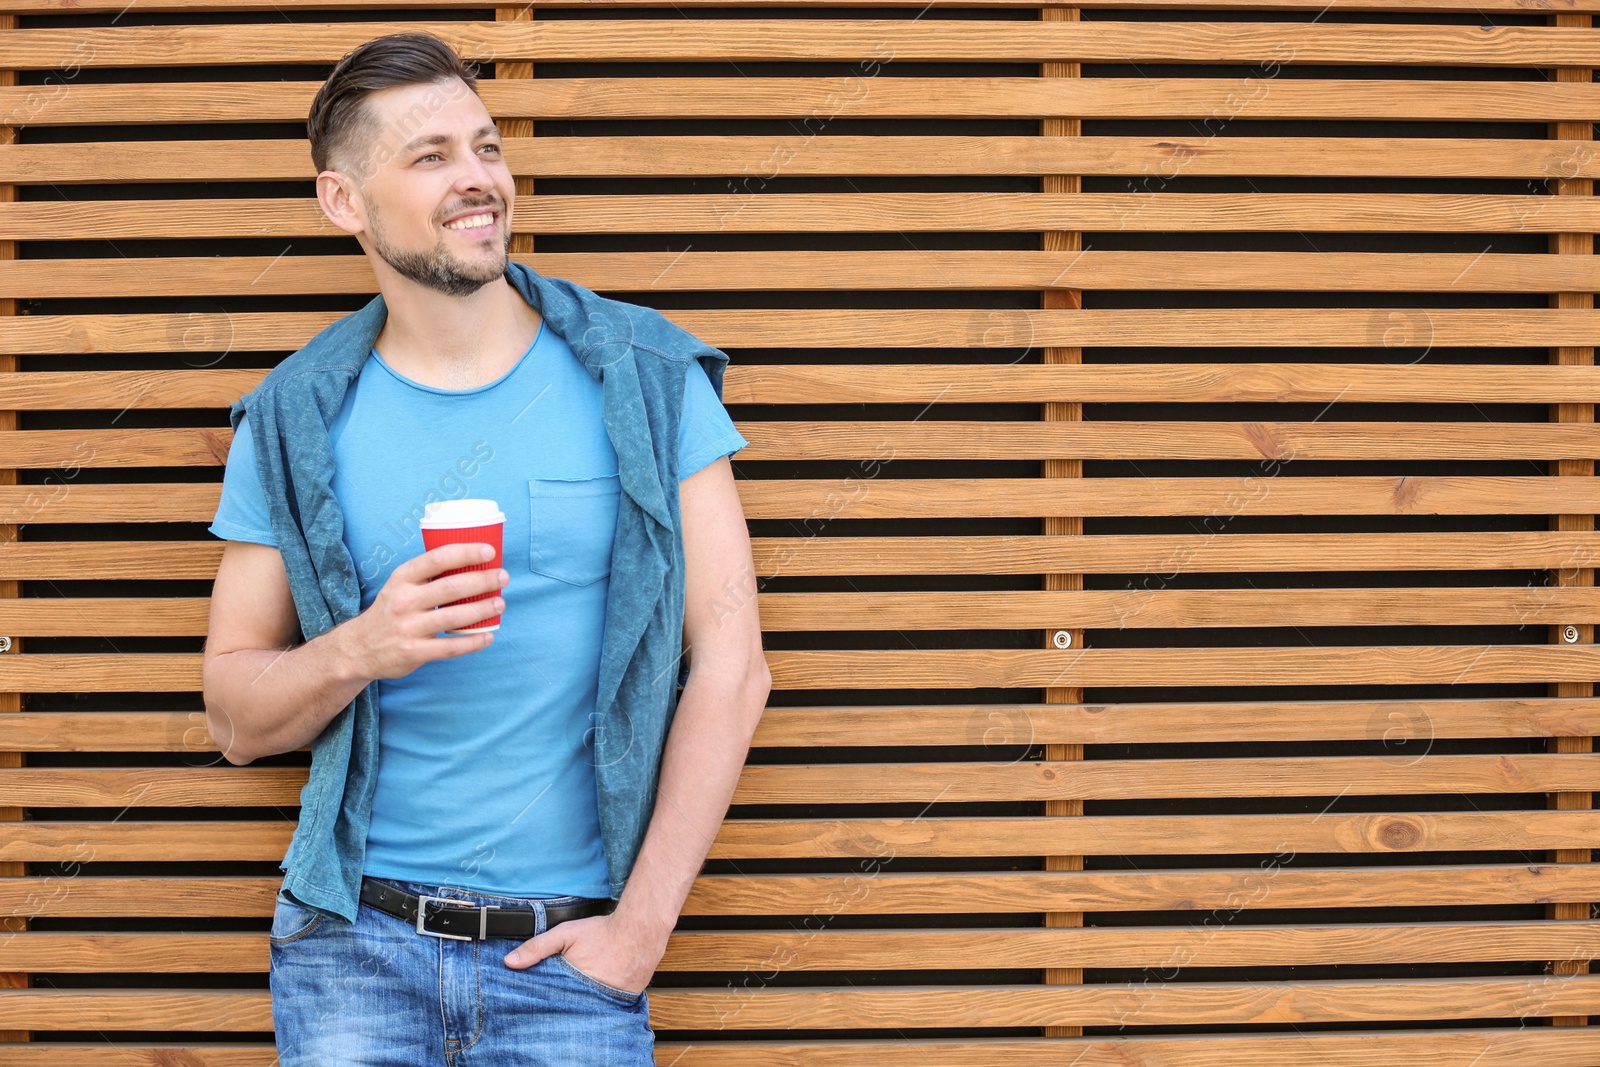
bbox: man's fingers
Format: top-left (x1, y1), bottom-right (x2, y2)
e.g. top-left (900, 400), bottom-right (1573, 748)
top-left (396, 542), bottom-right (496, 582)
top-left (419, 568), bottom-right (509, 610)
top-left (426, 629), bottom-right (497, 659)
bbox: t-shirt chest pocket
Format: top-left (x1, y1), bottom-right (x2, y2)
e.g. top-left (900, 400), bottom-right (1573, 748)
top-left (528, 474), bottom-right (622, 586)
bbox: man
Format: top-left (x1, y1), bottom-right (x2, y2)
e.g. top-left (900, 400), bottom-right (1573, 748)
top-left (202, 32), bottom-right (770, 1066)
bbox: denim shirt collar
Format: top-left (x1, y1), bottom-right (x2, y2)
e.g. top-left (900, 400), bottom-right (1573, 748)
top-left (232, 261), bottom-right (727, 921)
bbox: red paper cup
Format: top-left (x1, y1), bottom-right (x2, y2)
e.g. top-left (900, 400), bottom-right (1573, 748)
top-left (420, 499), bottom-right (505, 634)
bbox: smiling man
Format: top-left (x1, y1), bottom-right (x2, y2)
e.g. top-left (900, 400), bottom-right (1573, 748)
top-left (201, 33), bottom-right (770, 1066)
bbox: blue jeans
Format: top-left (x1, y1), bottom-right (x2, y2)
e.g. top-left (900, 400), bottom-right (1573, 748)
top-left (269, 877), bottom-right (654, 1066)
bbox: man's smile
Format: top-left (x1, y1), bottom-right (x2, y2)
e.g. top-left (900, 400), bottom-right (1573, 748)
top-left (442, 209), bottom-right (499, 236)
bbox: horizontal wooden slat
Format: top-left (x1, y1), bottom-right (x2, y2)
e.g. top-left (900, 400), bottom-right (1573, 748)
top-left (7, 194), bottom-right (1600, 239)
top-left (752, 698), bottom-right (1600, 746)
top-left (0, 713), bottom-right (221, 753)
top-left (0, 991), bottom-right (271, 1033)
top-left (11, 137), bottom-right (1600, 185)
top-left (0, 430), bottom-right (230, 468)
top-left (743, 421), bottom-right (1600, 461)
top-left (558, 189), bottom-right (1600, 233)
top-left (0, 371), bottom-right (263, 409)
top-left (754, 698), bottom-right (1600, 746)
top-left (752, 532), bottom-right (1600, 575)
top-left (0, 598), bottom-right (210, 636)
top-left (13, 586), bottom-right (1600, 636)
top-left (8, 421), bottom-right (1600, 469)
top-left (539, 248), bottom-right (1600, 292)
top-left (0, 655), bottom-right (202, 692)
top-left (12, 310), bottom-right (1600, 364)
top-left (6, 920), bottom-right (1599, 973)
top-left (7, 79), bottom-right (1600, 125)
top-left (759, 587), bottom-right (1600, 630)
top-left (0, 532), bottom-right (1593, 582)
top-left (668, 920), bottom-right (1600, 970)
top-left (733, 754), bottom-right (1600, 803)
top-left (5, 697), bottom-right (1592, 754)
top-left (15, 250), bottom-right (1600, 297)
top-left (650, 976), bottom-right (1600, 1028)
top-left (1, 864), bottom-right (1591, 921)
top-left (0, 542), bottom-right (222, 581)
top-left (0, 822), bottom-right (294, 862)
top-left (0, 877), bottom-right (279, 918)
top-left (3, 0), bottom-right (1597, 10)
top-left (12, 475), bottom-right (1600, 524)
top-left (3, 810), bottom-right (1593, 862)
top-left (3, 977), bottom-right (1600, 1031)
top-left (13, 364), bottom-right (1600, 411)
top-left (568, 1031), bottom-right (1600, 1067)
top-left (7, 753), bottom-right (1595, 808)
top-left (0, 485), bottom-right (219, 525)
top-left (8, 20), bottom-right (1600, 68)
top-left (735, 477), bottom-right (1600, 519)
top-left (711, 810), bottom-right (1600, 859)
top-left (694, 316), bottom-right (1600, 374)
top-left (0, 768), bottom-right (302, 807)
top-left (0, 934), bottom-right (263, 973)
top-left (662, 979), bottom-right (1600, 1030)
top-left (0, 1032), bottom-right (1596, 1067)
top-left (727, 364), bottom-right (1600, 404)
top-left (9, 645), bottom-right (1600, 692)
top-left (763, 646), bottom-right (1600, 689)
top-left (684, 863), bottom-right (1600, 915)
top-left (0, 1045), bottom-right (275, 1067)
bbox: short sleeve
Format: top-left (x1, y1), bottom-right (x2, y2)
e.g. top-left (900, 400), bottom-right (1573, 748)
top-left (209, 411), bottom-right (279, 547)
top-left (677, 359), bottom-right (747, 481)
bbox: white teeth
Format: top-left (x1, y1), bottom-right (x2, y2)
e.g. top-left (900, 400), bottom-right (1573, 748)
top-left (445, 213), bottom-right (494, 230)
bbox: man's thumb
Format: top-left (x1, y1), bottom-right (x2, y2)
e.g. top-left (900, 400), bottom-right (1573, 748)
top-left (505, 938), bottom-right (551, 968)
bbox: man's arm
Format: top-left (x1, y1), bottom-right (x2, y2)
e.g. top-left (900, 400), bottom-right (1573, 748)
top-left (202, 539), bottom-right (510, 765)
top-left (504, 453), bottom-right (770, 986)
top-left (203, 541), bottom-right (348, 765)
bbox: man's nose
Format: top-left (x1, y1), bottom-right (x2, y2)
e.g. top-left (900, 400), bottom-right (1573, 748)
top-left (454, 149), bottom-right (496, 192)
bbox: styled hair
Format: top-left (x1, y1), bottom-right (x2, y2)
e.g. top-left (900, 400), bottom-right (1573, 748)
top-left (307, 32), bottom-right (481, 177)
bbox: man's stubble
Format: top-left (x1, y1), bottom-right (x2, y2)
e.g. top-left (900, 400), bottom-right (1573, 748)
top-left (366, 196), bottom-right (511, 297)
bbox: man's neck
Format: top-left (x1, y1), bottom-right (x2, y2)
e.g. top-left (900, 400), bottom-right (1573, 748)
top-left (371, 271), bottom-right (543, 391)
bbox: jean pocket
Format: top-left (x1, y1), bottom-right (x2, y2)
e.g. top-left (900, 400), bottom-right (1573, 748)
top-left (269, 892), bottom-right (325, 946)
top-left (528, 475), bottom-right (621, 586)
top-left (552, 952), bottom-right (645, 1004)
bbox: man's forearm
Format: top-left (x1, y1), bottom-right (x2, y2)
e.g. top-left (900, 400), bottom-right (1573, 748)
top-left (203, 623), bottom-right (372, 765)
top-left (611, 661), bottom-right (769, 937)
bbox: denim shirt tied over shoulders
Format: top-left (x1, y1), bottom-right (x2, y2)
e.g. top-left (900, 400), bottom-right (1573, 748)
top-left (227, 260), bottom-right (730, 923)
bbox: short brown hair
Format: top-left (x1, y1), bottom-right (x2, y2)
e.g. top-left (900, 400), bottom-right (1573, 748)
top-left (308, 32), bottom-right (480, 177)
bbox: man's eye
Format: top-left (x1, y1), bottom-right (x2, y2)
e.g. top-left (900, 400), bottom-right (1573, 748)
top-left (418, 153), bottom-right (441, 163)
top-left (480, 144), bottom-right (501, 154)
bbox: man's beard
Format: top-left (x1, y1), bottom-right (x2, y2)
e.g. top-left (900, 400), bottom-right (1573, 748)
top-left (368, 201), bottom-right (510, 297)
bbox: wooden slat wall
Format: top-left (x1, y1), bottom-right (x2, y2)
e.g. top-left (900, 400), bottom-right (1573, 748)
top-left (0, 1), bottom-right (1598, 1063)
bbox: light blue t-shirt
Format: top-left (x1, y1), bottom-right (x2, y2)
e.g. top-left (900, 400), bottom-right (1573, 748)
top-left (210, 319), bottom-right (747, 898)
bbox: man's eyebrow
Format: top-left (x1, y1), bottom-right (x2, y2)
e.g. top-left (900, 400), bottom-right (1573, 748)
top-left (399, 124), bottom-right (502, 155)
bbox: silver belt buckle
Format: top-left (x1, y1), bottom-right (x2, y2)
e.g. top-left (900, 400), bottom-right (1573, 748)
top-left (416, 895), bottom-right (498, 940)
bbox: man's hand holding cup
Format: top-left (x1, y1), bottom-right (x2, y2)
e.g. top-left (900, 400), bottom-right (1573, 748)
top-left (344, 499), bottom-right (507, 681)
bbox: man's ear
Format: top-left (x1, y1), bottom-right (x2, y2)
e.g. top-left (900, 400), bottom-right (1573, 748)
top-left (316, 170), bottom-right (365, 238)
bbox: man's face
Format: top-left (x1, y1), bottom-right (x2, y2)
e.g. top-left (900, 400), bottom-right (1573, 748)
top-left (330, 78), bottom-right (514, 297)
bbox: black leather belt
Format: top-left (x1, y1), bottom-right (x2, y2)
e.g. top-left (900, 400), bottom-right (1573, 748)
top-left (360, 877), bottom-right (615, 941)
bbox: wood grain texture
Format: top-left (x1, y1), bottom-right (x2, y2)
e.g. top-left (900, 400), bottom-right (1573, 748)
top-left (6, 79), bottom-right (1600, 124)
top-left (11, 138), bottom-right (1600, 185)
top-left (5, 20), bottom-right (1600, 68)
top-left (6, 194), bottom-right (1600, 238)
top-left (13, 250), bottom-right (1600, 294)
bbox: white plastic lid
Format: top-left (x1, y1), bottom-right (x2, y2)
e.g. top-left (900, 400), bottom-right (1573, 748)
top-left (420, 498), bottom-right (505, 527)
